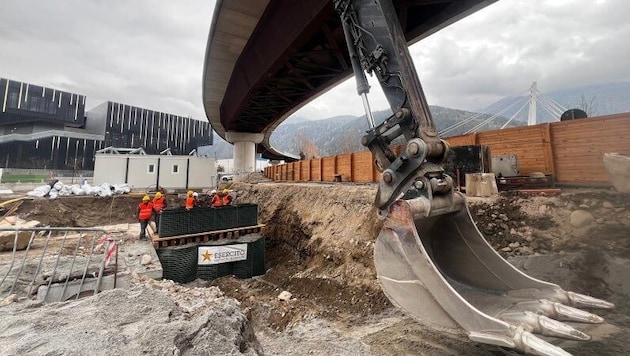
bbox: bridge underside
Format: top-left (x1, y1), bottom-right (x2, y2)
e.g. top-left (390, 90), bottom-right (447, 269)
top-left (203, 0), bottom-right (496, 162)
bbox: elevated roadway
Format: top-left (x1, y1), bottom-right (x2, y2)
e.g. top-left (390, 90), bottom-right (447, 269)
top-left (202, 0), bottom-right (497, 171)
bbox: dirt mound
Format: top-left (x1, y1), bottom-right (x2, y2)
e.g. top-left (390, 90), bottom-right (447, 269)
top-left (215, 183), bottom-right (389, 330)
top-left (4, 194), bottom-right (186, 227)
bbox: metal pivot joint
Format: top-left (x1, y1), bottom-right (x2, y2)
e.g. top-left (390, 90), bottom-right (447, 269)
top-left (334, 0), bottom-right (450, 213)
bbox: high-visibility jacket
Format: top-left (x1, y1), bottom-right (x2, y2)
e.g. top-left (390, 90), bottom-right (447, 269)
top-left (153, 197), bottom-right (165, 212)
top-left (138, 202), bottom-right (154, 220)
top-left (223, 194), bottom-right (233, 205)
top-left (185, 196), bottom-right (195, 210)
top-left (211, 194), bottom-right (223, 207)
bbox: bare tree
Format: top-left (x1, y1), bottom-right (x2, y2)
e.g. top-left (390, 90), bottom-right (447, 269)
top-left (575, 94), bottom-right (599, 117)
top-left (336, 131), bottom-right (363, 154)
top-left (294, 132), bottom-right (319, 159)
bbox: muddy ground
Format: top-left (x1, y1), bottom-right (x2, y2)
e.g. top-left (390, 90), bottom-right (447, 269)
top-left (2, 182), bottom-right (630, 355)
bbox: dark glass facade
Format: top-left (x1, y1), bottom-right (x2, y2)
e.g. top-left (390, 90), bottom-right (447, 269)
top-left (0, 78), bottom-right (86, 127)
top-left (88, 101), bottom-right (212, 155)
top-left (0, 78), bottom-right (213, 170)
top-left (0, 135), bottom-right (101, 170)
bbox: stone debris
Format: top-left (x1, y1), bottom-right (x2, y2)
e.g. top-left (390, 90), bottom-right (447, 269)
top-left (570, 210), bottom-right (595, 228)
top-left (0, 294), bottom-right (18, 308)
top-left (0, 216), bottom-right (41, 251)
top-left (468, 190), bottom-right (630, 259)
top-left (0, 274), bottom-right (262, 355)
top-left (140, 254), bottom-right (152, 265)
top-left (278, 291), bottom-right (293, 301)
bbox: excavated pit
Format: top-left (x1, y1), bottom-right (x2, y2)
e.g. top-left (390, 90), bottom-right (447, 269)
top-left (2, 181), bottom-right (630, 355)
top-left (218, 182), bottom-right (630, 355)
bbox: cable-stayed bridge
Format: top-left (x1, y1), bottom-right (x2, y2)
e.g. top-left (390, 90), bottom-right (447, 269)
top-left (440, 82), bottom-right (567, 136)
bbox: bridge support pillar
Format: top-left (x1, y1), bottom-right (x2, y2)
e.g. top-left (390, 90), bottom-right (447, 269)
top-left (225, 132), bottom-right (264, 181)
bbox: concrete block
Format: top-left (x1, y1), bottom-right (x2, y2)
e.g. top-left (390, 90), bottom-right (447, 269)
top-left (37, 272), bottom-right (131, 303)
top-left (465, 173), bottom-right (498, 197)
top-left (604, 153), bottom-right (630, 193)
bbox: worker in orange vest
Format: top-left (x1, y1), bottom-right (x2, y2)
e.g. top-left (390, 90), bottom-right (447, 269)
top-left (152, 191), bottom-right (167, 213)
top-left (152, 191), bottom-right (167, 226)
top-left (185, 190), bottom-right (196, 210)
top-left (211, 190), bottom-right (223, 207)
top-left (211, 189), bottom-right (229, 207)
top-left (222, 189), bottom-right (233, 205)
top-left (137, 195), bottom-right (154, 240)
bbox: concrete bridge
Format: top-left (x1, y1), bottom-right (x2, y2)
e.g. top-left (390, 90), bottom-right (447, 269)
top-left (202, 0), bottom-right (497, 177)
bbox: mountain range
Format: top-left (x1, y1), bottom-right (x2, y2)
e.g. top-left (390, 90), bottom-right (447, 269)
top-left (200, 81), bottom-right (630, 159)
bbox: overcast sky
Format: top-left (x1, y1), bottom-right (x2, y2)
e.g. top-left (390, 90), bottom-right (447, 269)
top-left (1, 0), bottom-right (628, 123)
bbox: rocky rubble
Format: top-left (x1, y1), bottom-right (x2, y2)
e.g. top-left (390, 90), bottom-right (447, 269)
top-left (468, 190), bottom-right (630, 259)
top-left (0, 273), bottom-right (262, 355)
top-left (0, 216), bottom-right (40, 251)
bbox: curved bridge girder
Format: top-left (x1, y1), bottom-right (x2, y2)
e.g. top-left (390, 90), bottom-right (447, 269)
top-left (203, 0), bottom-right (496, 161)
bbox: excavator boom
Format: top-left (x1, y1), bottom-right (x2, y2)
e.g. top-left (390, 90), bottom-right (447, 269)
top-left (334, 1), bottom-right (613, 354)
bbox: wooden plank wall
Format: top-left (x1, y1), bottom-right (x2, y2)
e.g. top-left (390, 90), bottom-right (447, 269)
top-left (352, 150), bottom-right (375, 182)
top-left (264, 113), bottom-right (630, 186)
top-left (551, 113), bottom-right (630, 183)
top-left (322, 157), bottom-right (335, 182)
top-left (311, 159), bottom-right (322, 181)
top-left (446, 133), bottom-right (478, 147)
top-left (336, 153), bottom-right (352, 181)
top-left (477, 125), bottom-right (549, 175)
top-left (300, 160), bottom-right (310, 181)
top-left (289, 162), bottom-right (295, 181)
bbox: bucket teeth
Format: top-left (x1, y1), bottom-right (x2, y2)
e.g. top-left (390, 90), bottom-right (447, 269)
top-left (546, 300), bottom-right (605, 323)
top-left (566, 291), bottom-right (615, 309)
top-left (513, 299), bottom-right (605, 324)
top-left (374, 196), bottom-right (614, 356)
top-left (518, 329), bottom-right (573, 356)
top-left (501, 311), bottom-right (590, 341)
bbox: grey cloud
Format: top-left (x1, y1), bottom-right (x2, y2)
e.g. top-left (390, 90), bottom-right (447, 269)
top-left (0, 0), bottom-right (627, 125)
top-left (0, 0), bottom-right (214, 119)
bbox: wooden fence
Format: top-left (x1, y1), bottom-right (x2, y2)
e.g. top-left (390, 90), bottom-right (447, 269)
top-left (264, 113), bottom-right (630, 186)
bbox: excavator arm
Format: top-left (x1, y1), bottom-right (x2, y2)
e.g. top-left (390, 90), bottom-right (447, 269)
top-left (334, 1), bottom-right (613, 355)
top-left (335, 0), bottom-right (455, 215)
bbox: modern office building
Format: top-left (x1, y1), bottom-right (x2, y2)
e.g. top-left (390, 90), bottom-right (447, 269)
top-left (86, 101), bottom-right (212, 157)
top-left (0, 77), bottom-right (213, 170)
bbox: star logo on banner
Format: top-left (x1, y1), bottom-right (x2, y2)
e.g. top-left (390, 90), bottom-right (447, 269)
top-left (202, 250), bottom-right (212, 261)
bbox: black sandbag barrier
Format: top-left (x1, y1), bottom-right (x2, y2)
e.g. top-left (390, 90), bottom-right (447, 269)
top-left (155, 244), bottom-right (198, 283)
top-left (197, 235), bottom-right (266, 281)
top-left (158, 204), bottom-right (257, 237)
top-left (214, 205), bottom-right (239, 230)
top-left (237, 204), bottom-right (258, 227)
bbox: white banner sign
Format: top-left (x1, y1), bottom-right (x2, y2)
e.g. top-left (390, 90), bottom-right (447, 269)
top-left (198, 244), bottom-right (248, 265)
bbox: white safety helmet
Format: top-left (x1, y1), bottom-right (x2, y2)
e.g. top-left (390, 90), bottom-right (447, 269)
top-left (192, 192), bottom-right (199, 197)
top-left (210, 189), bottom-right (217, 194)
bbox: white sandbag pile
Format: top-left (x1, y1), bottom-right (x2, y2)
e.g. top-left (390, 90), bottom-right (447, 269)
top-left (26, 182), bottom-right (131, 199)
top-left (27, 185), bottom-right (51, 198)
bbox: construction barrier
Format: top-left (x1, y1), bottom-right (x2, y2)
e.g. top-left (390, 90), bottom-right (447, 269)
top-left (158, 204), bottom-right (259, 238)
top-left (154, 203), bottom-right (265, 283)
top-left (157, 235), bottom-right (265, 284)
top-left (265, 113), bottom-right (630, 186)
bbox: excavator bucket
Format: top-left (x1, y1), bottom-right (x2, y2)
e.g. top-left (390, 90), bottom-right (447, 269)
top-left (374, 192), bottom-right (614, 356)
